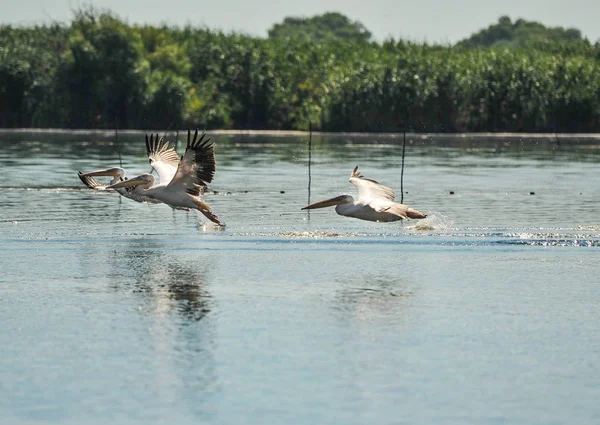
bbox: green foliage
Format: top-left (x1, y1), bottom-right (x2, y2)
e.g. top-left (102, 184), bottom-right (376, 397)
top-left (456, 16), bottom-right (592, 52)
top-left (0, 24), bottom-right (69, 127)
top-left (0, 10), bottom-right (598, 132)
top-left (58, 8), bottom-right (150, 128)
top-left (268, 12), bottom-right (371, 42)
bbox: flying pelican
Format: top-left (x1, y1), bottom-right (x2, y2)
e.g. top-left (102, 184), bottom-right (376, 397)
top-left (77, 167), bottom-right (157, 205)
top-left (301, 166), bottom-right (427, 222)
top-left (107, 129), bottom-right (220, 225)
top-left (77, 134), bottom-right (180, 205)
top-left (78, 168), bottom-right (125, 192)
top-left (77, 168), bottom-right (156, 204)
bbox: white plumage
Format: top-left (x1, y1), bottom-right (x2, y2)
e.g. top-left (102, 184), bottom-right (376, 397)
top-left (108, 129), bottom-right (220, 224)
top-left (302, 166), bottom-right (427, 222)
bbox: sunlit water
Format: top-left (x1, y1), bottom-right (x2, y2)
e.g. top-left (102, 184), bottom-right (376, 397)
top-left (1, 131), bottom-right (599, 424)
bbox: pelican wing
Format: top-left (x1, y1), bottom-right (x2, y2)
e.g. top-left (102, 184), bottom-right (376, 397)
top-left (353, 203), bottom-right (405, 222)
top-left (166, 129), bottom-right (215, 196)
top-left (145, 133), bottom-right (180, 185)
top-left (78, 172), bottom-right (115, 191)
top-left (349, 166), bottom-right (396, 202)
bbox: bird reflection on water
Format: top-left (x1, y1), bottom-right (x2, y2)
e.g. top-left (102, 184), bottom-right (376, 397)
top-left (110, 245), bottom-right (214, 322)
top-left (103, 243), bottom-right (220, 405)
top-left (333, 274), bottom-right (415, 323)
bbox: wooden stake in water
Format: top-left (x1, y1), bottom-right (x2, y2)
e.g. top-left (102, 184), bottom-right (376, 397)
top-left (114, 121), bottom-right (122, 169)
top-left (307, 121), bottom-right (312, 211)
top-left (400, 131), bottom-right (406, 204)
top-left (114, 120), bottom-right (123, 204)
top-left (163, 117), bottom-right (175, 141)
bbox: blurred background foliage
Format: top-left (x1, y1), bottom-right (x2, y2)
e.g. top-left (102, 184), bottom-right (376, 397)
top-left (0, 9), bottom-right (598, 132)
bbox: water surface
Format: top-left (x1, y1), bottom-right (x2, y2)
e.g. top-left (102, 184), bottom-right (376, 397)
top-left (1, 132), bottom-right (599, 425)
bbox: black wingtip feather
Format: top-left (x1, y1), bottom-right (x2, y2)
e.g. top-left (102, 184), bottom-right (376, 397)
top-left (180, 128), bottom-right (216, 185)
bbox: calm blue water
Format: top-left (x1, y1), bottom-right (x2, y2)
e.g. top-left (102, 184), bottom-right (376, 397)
top-left (1, 131), bottom-right (600, 425)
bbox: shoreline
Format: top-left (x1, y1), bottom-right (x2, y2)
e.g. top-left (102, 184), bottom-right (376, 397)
top-left (1, 128), bottom-right (599, 142)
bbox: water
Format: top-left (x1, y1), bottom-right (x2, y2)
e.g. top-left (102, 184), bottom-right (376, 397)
top-left (1, 131), bottom-right (600, 425)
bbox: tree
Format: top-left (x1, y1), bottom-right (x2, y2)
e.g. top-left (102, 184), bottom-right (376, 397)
top-left (268, 12), bottom-right (371, 42)
top-left (456, 16), bottom-right (590, 50)
top-left (59, 8), bottom-right (149, 128)
top-left (0, 24), bottom-right (69, 127)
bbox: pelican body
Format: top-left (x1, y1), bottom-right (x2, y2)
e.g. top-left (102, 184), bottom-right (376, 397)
top-left (78, 133), bottom-right (180, 201)
top-left (302, 166), bottom-right (427, 222)
top-left (108, 129), bottom-right (220, 225)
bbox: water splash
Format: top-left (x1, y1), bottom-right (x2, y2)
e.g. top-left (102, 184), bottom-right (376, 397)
top-left (574, 225), bottom-right (600, 231)
top-left (198, 222), bottom-right (227, 232)
top-left (279, 230), bottom-right (350, 238)
top-left (405, 212), bottom-right (454, 232)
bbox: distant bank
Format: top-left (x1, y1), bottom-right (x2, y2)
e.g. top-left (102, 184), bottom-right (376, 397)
top-left (1, 128), bottom-right (599, 143)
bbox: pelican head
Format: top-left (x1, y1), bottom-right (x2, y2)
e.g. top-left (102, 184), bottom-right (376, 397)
top-left (107, 173), bottom-right (154, 190)
top-left (301, 194), bottom-right (354, 210)
top-left (79, 167), bottom-right (124, 178)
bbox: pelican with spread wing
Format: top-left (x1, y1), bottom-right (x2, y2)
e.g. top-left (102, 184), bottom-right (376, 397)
top-left (77, 134), bottom-right (180, 204)
top-left (78, 167), bottom-right (126, 192)
top-left (301, 166), bottom-right (427, 222)
top-left (107, 129), bottom-right (220, 225)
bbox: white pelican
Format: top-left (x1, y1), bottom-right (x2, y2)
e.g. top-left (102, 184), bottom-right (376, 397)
top-left (107, 129), bottom-right (220, 225)
top-left (301, 166), bottom-right (427, 222)
top-left (78, 167), bottom-right (125, 192)
top-left (77, 167), bottom-right (158, 204)
top-left (77, 133), bottom-right (180, 205)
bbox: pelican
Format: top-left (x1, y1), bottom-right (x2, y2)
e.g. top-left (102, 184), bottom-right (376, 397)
top-left (107, 129), bottom-right (220, 225)
top-left (301, 166), bottom-right (427, 222)
top-left (78, 167), bottom-right (125, 192)
top-left (78, 168), bottom-right (156, 204)
top-left (77, 134), bottom-right (180, 205)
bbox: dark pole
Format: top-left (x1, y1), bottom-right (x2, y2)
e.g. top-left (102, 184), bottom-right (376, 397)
top-left (175, 93), bottom-right (181, 149)
top-left (400, 130), bottom-right (406, 203)
top-left (308, 121), bottom-right (312, 207)
top-left (115, 117), bottom-right (122, 169)
top-left (114, 117), bottom-right (123, 204)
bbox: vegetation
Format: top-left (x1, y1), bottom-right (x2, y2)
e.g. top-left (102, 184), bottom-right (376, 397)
top-left (0, 9), bottom-right (599, 132)
top-left (268, 12), bottom-right (372, 42)
top-left (456, 16), bottom-right (590, 50)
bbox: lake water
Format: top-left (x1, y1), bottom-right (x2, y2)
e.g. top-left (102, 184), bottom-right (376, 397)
top-left (1, 131), bottom-right (599, 425)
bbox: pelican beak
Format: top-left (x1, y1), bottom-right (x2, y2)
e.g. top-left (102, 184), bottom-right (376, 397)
top-left (301, 195), bottom-right (347, 210)
top-left (107, 176), bottom-right (148, 189)
top-left (79, 167), bottom-right (122, 177)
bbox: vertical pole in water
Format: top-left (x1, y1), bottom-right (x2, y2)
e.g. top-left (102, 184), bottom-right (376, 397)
top-left (175, 94), bottom-right (181, 148)
top-left (115, 121), bottom-right (122, 169)
top-left (400, 130), bottom-right (406, 204)
top-left (163, 118), bottom-right (175, 141)
top-left (307, 121), bottom-right (312, 211)
top-left (115, 120), bottom-right (123, 204)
